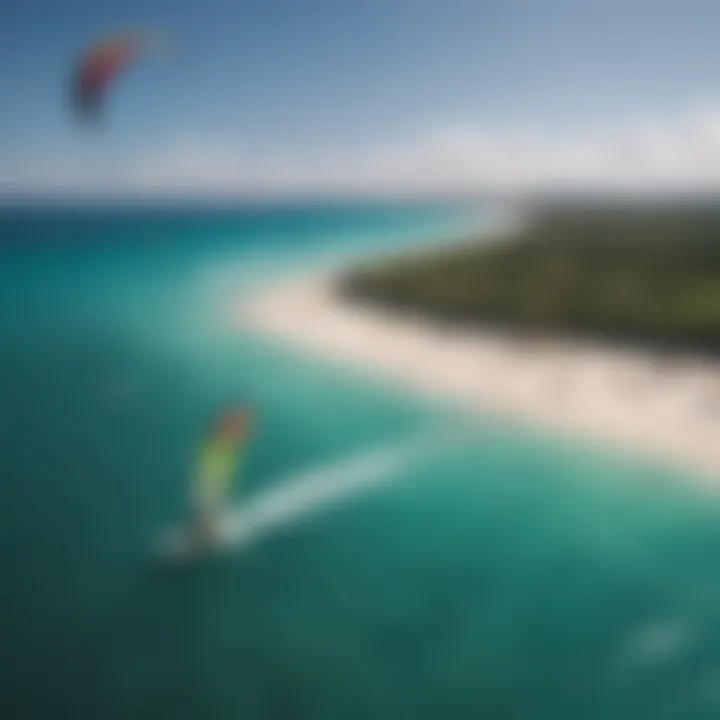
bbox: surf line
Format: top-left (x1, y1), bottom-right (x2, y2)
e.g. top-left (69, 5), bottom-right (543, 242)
top-left (210, 429), bottom-right (450, 553)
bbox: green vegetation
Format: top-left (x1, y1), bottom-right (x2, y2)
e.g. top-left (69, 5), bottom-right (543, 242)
top-left (338, 205), bottom-right (720, 353)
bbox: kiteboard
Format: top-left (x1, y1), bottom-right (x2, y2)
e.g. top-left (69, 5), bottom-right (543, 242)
top-left (157, 526), bottom-right (206, 563)
top-left (156, 516), bottom-right (232, 563)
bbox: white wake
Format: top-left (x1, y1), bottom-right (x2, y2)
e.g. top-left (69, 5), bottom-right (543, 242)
top-left (161, 428), bottom-right (454, 557)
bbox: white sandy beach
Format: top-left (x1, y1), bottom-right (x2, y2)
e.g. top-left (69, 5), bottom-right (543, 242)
top-left (238, 267), bottom-right (720, 481)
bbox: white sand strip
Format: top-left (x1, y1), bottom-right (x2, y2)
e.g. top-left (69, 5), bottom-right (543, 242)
top-left (238, 273), bottom-right (720, 482)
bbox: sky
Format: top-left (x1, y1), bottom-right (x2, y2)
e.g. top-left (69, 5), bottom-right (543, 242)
top-left (4, 0), bottom-right (720, 197)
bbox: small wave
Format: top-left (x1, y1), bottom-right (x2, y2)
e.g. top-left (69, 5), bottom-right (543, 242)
top-left (623, 618), bottom-right (693, 667)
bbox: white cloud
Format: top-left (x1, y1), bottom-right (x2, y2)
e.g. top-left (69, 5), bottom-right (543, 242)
top-left (7, 108), bottom-right (720, 196)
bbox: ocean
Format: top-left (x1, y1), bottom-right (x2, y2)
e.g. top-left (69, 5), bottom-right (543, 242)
top-left (2, 202), bottom-right (720, 719)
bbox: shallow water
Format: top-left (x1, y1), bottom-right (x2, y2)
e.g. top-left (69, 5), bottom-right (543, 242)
top-left (2, 203), bottom-right (720, 719)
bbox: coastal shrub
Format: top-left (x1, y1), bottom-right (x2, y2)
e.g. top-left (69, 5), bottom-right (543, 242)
top-left (339, 205), bottom-right (720, 354)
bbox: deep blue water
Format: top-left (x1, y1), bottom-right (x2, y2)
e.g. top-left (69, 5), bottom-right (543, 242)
top-left (2, 202), bottom-right (720, 720)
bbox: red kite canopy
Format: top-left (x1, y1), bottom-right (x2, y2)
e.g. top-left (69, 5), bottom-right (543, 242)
top-left (70, 31), bottom-right (165, 122)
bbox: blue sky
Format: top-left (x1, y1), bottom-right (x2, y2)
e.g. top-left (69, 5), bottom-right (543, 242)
top-left (4, 0), bottom-right (720, 195)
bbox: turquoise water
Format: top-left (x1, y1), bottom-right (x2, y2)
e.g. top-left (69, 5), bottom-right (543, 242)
top-left (2, 203), bottom-right (720, 719)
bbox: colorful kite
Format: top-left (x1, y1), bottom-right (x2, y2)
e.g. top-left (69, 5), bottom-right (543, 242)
top-left (70, 30), bottom-right (169, 122)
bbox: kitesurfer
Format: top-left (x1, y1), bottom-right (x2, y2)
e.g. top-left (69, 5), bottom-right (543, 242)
top-left (187, 407), bottom-right (253, 554)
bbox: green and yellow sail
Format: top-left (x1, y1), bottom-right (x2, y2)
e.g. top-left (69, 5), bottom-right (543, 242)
top-left (193, 408), bottom-right (252, 516)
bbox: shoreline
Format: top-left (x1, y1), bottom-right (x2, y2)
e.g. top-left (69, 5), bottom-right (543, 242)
top-left (238, 266), bottom-right (720, 483)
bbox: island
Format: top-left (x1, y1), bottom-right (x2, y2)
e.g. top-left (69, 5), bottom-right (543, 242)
top-left (339, 204), bottom-right (720, 356)
top-left (240, 204), bottom-right (720, 480)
